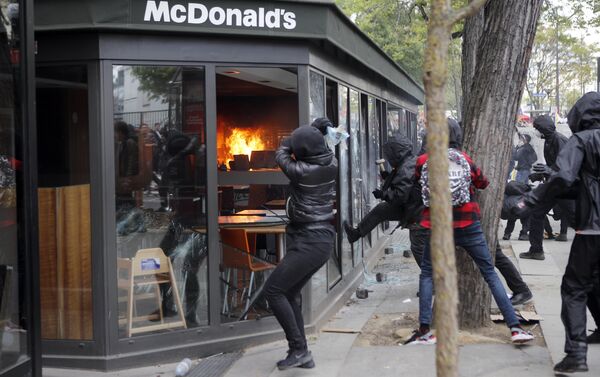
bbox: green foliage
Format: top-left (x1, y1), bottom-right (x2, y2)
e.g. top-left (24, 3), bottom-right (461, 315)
top-left (130, 66), bottom-right (179, 103)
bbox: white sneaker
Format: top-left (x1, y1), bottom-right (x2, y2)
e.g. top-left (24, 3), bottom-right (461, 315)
top-left (511, 326), bottom-right (534, 344)
top-left (404, 329), bottom-right (437, 345)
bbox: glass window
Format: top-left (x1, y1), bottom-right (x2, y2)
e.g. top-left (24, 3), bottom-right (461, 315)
top-left (36, 65), bottom-right (93, 341)
top-left (367, 97), bottom-right (381, 237)
top-left (338, 85), bottom-right (352, 275)
top-left (1, 0), bottom-right (30, 369)
top-left (216, 67), bottom-right (298, 321)
top-left (309, 71), bottom-right (325, 121)
top-left (349, 90), bottom-right (362, 266)
top-left (112, 65), bottom-right (208, 337)
top-left (359, 94), bottom-right (370, 252)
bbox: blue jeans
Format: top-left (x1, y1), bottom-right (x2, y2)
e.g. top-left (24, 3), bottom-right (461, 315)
top-left (419, 221), bottom-right (520, 327)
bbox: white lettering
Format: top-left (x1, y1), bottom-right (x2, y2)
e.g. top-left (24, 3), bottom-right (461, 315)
top-left (142, 2), bottom-right (297, 30)
top-left (265, 9), bottom-right (280, 28)
top-left (144, 0), bottom-right (170, 22)
top-left (209, 7), bottom-right (226, 25)
top-left (283, 11), bottom-right (296, 30)
top-left (226, 8), bottom-right (242, 26)
top-left (170, 4), bottom-right (187, 23)
top-left (188, 3), bottom-right (208, 24)
top-left (243, 9), bottom-right (258, 27)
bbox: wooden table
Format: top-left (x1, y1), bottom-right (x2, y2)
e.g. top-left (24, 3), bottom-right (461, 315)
top-left (235, 209), bottom-right (287, 217)
top-left (217, 216), bottom-right (287, 260)
top-left (264, 199), bottom-right (286, 209)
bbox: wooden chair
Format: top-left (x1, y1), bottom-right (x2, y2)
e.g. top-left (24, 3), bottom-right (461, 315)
top-left (220, 229), bottom-right (275, 318)
top-left (117, 248), bottom-right (187, 337)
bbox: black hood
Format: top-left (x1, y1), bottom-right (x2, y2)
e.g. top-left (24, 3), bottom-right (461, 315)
top-left (291, 125), bottom-right (330, 160)
top-left (567, 92), bottom-right (600, 133)
top-left (383, 135), bottom-right (413, 167)
top-left (533, 115), bottom-right (555, 138)
top-left (448, 118), bottom-right (463, 149)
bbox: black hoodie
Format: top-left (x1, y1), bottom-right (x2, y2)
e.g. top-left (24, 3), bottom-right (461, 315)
top-left (533, 115), bottom-right (568, 168)
top-left (380, 136), bottom-right (416, 204)
top-left (528, 92), bottom-right (600, 232)
top-left (277, 126), bottom-right (338, 225)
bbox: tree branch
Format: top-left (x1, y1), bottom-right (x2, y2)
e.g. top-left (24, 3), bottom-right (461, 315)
top-left (451, 30), bottom-right (464, 39)
top-left (449, 0), bottom-right (488, 25)
top-left (417, 3), bottom-right (429, 22)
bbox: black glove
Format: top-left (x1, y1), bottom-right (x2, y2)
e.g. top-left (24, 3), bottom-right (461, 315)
top-left (372, 189), bottom-right (384, 199)
top-left (528, 172), bottom-right (545, 182)
top-left (380, 170), bottom-right (390, 180)
top-left (280, 137), bottom-right (292, 149)
top-left (532, 163), bottom-right (552, 178)
top-left (512, 199), bottom-right (531, 219)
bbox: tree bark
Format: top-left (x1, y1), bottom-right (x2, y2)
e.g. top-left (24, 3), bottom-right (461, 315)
top-left (461, 0), bottom-right (544, 328)
top-left (424, 0), bottom-right (487, 375)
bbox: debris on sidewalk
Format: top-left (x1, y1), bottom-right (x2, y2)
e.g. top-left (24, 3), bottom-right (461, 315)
top-left (321, 327), bottom-right (361, 334)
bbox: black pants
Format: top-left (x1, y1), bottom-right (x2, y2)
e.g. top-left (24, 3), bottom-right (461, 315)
top-left (528, 200), bottom-right (556, 253)
top-left (495, 242), bottom-right (529, 295)
top-left (357, 201), bottom-right (402, 236)
top-left (561, 235), bottom-right (600, 359)
top-left (409, 226), bottom-right (428, 268)
top-left (264, 225), bottom-right (334, 350)
top-left (589, 268), bottom-right (600, 328)
top-left (505, 217), bottom-right (529, 237)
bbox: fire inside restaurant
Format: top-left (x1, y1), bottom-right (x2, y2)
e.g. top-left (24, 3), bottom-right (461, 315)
top-left (28, 0), bottom-right (424, 371)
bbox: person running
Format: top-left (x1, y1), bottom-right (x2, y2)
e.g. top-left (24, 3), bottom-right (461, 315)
top-left (405, 121), bottom-right (534, 346)
top-left (263, 120), bottom-right (337, 371)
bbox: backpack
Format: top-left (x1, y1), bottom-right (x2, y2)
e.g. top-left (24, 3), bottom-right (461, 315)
top-left (420, 148), bottom-right (471, 207)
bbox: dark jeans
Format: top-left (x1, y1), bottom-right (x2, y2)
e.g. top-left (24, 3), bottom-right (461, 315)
top-left (419, 222), bottom-right (519, 327)
top-left (561, 235), bottom-right (600, 359)
top-left (264, 225), bottom-right (334, 350)
top-left (357, 201), bottom-right (402, 236)
top-left (409, 226), bottom-right (428, 268)
top-left (505, 217), bottom-right (529, 237)
top-left (495, 242), bottom-right (529, 295)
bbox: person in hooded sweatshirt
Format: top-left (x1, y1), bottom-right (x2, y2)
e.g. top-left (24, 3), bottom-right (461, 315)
top-left (519, 115), bottom-right (572, 262)
top-left (514, 134), bottom-right (537, 184)
top-left (263, 119), bottom-right (337, 371)
top-left (516, 92), bottom-right (600, 373)
top-left (405, 119), bottom-right (534, 345)
top-left (342, 135), bottom-right (419, 256)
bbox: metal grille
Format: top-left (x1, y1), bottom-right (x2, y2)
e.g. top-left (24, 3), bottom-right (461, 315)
top-left (188, 351), bottom-right (244, 377)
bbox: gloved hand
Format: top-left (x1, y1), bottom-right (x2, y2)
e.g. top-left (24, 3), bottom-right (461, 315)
top-left (372, 189), bottom-right (384, 199)
top-left (280, 137), bottom-right (292, 149)
top-left (532, 163), bottom-right (552, 178)
top-left (380, 170), bottom-right (390, 180)
top-left (512, 199), bottom-right (531, 219)
top-left (528, 172), bottom-right (545, 182)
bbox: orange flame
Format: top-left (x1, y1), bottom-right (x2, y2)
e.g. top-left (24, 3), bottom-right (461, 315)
top-left (225, 128), bottom-right (266, 167)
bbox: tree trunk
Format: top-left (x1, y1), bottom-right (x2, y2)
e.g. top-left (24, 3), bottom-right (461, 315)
top-left (461, 4), bottom-right (484, 118)
top-left (461, 0), bottom-right (544, 328)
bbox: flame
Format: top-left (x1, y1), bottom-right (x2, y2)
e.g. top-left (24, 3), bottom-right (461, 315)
top-left (225, 128), bottom-right (266, 167)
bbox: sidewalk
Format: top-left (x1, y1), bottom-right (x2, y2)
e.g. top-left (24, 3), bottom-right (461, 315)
top-left (221, 229), bottom-right (555, 377)
top-left (507, 221), bottom-right (600, 375)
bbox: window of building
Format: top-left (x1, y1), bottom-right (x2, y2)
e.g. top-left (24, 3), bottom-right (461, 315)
top-left (112, 65), bottom-right (208, 337)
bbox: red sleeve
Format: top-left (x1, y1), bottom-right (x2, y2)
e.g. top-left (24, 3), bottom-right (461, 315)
top-left (415, 154), bottom-right (428, 181)
top-left (463, 153), bottom-right (489, 189)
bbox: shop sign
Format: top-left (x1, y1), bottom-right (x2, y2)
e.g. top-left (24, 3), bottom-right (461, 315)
top-left (143, 0), bottom-right (297, 30)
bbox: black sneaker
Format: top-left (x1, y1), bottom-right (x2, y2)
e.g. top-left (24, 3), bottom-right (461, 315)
top-left (587, 328), bottom-right (600, 344)
top-left (519, 251), bottom-right (545, 260)
top-left (555, 233), bottom-right (568, 242)
top-left (343, 221), bottom-right (361, 244)
top-left (403, 328), bottom-right (436, 345)
top-left (276, 349), bottom-right (313, 370)
top-left (553, 356), bottom-right (588, 373)
top-left (502, 233), bottom-right (511, 240)
top-left (510, 290), bottom-right (533, 306)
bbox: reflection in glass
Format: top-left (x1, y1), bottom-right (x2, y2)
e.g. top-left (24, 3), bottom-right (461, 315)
top-left (309, 71), bottom-right (325, 121)
top-left (367, 97), bottom-right (381, 238)
top-left (349, 90), bottom-right (362, 266)
top-left (216, 67), bottom-right (298, 321)
top-left (338, 85), bottom-right (352, 275)
top-left (113, 66), bottom-right (208, 337)
top-left (0, 0), bottom-right (29, 369)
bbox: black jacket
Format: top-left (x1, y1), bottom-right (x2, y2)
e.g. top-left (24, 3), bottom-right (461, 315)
top-left (277, 127), bottom-right (337, 225)
top-left (533, 115), bottom-right (568, 168)
top-left (515, 143), bottom-right (537, 171)
top-left (527, 92), bottom-right (600, 232)
top-left (380, 136), bottom-right (416, 204)
top-left (501, 181), bottom-right (530, 220)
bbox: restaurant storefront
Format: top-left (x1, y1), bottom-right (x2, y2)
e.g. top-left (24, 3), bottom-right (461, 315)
top-left (32, 0), bottom-right (424, 371)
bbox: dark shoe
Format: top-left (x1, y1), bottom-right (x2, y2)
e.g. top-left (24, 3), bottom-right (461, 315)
top-left (545, 231), bottom-right (555, 239)
top-left (502, 233), bottom-right (511, 240)
top-left (404, 328), bottom-right (436, 345)
top-left (276, 349), bottom-right (313, 370)
top-left (519, 251), bottom-right (545, 260)
top-left (343, 221), bottom-right (361, 243)
top-left (555, 233), bottom-right (568, 242)
top-left (553, 356), bottom-right (588, 373)
top-left (518, 233), bottom-right (529, 241)
top-left (510, 290), bottom-right (533, 306)
top-left (587, 328), bottom-right (600, 344)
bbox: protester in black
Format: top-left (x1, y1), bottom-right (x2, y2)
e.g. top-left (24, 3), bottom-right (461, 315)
top-left (517, 92), bottom-right (600, 373)
top-left (263, 121), bottom-right (337, 371)
top-left (514, 134), bottom-right (537, 184)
